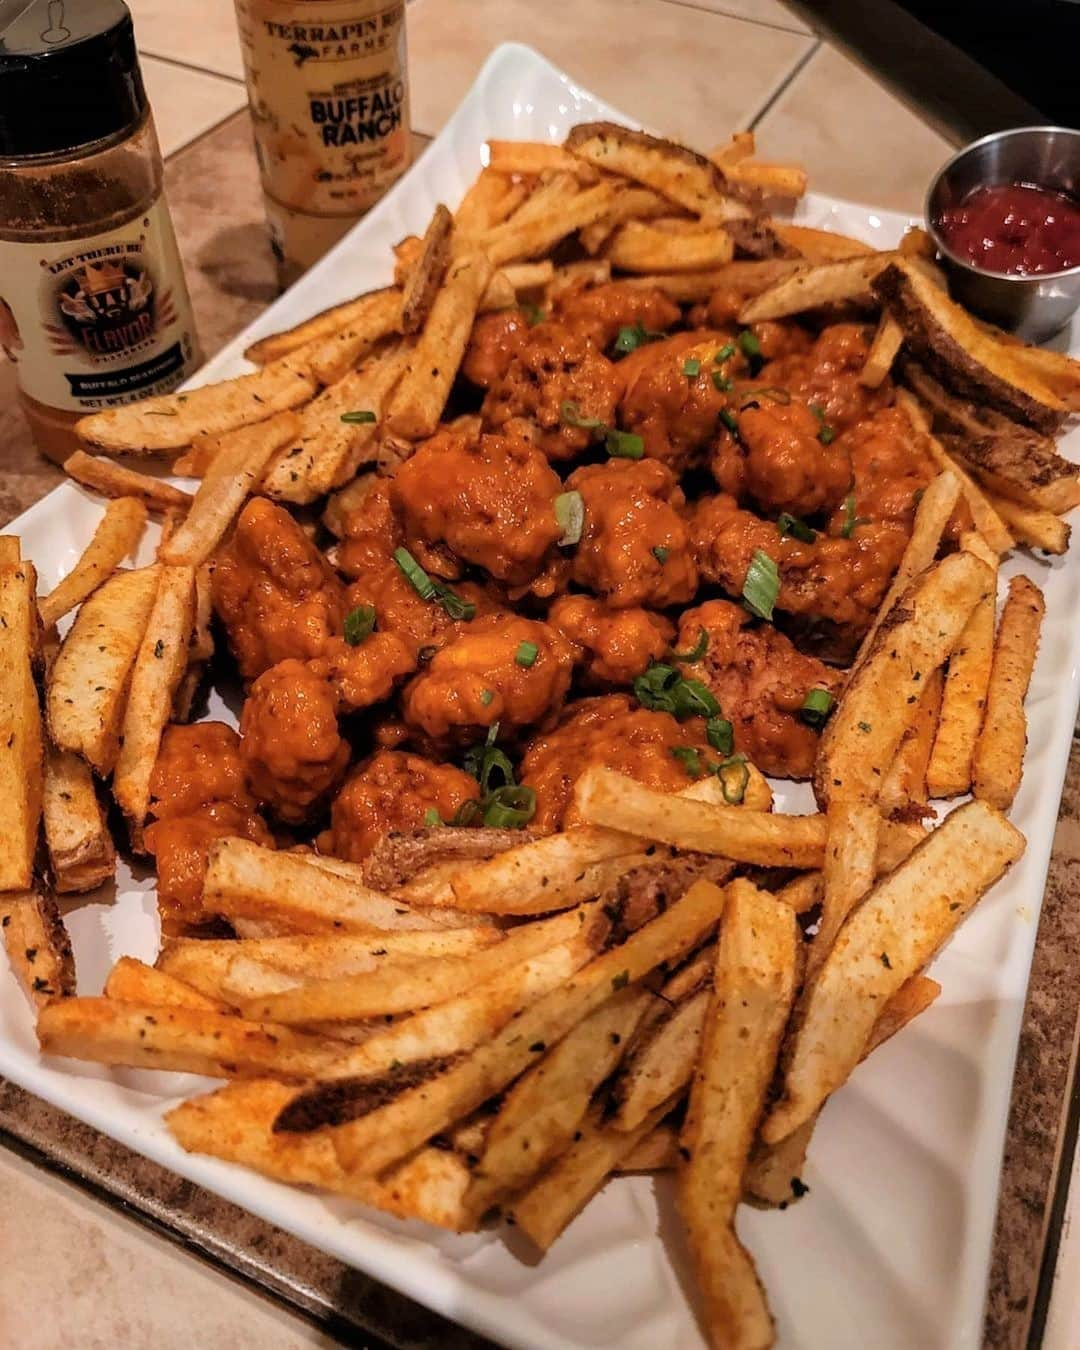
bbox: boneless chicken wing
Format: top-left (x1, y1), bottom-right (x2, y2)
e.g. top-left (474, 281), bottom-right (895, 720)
top-left (548, 594), bottom-right (674, 687)
top-left (716, 396), bottom-right (851, 518)
top-left (554, 282), bottom-right (680, 349)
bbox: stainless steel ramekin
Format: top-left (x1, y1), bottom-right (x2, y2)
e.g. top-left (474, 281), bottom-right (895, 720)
top-left (925, 126), bottom-right (1080, 342)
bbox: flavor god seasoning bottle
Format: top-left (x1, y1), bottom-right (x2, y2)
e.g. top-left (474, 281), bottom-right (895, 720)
top-left (233, 0), bottom-right (411, 287)
top-left (0, 0), bottom-right (201, 464)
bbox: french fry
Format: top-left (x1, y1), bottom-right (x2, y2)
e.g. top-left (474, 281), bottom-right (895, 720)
top-left (46, 565), bottom-right (159, 775)
top-left (513, 1097), bottom-right (676, 1251)
top-left (463, 985), bottom-right (653, 1222)
top-left (573, 767), bottom-right (825, 867)
top-left (618, 260), bottom-right (802, 303)
top-left (818, 551), bottom-right (993, 807)
top-left (809, 799), bottom-right (880, 980)
top-left (485, 140), bottom-right (597, 180)
top-left (942, 430), bottom-right (1080, 515)
top-left (0, 559), bottom-right (43, 889)
top-left (739, 253), bottom-right (896, 322)
top-left (545, 258), bottom-right (613, 300)
top-left (879, 665), bottom-right (944, 814)
top-left (38, 497), bottom-right (147, 627)
top-left (174, 407), bottom-right (300, 492)
top-left (899, 225), bottom-right (936, 260)
top-left (851, 470), bottom-right (964, 669)
top-left (295, 288), bottom-right (402, 388)
top-left (926, 533), bottom-right (999, 798)
top-left (770, 222), bottom-right (876, 261)
top-left (63, 451), bottom-right (193, 513)
top-left (605, 220), bottom-right (734, 272)
top-left (454, 169), bottom-right (527, 237)
top-left (0, 888), bottom-right (75, 1012)
top-left (104, 956), bottom-right (230, 1012)
top-left (172, 560), bottom-right (213, 722)
top-left (762, 800), bottom-right (1024, 1143)
top-left (859, 312), bottom-right (904, 388)
top-left (987, 490), bottom-right (1070, 554)
top-left (203, 837), bottom-right (479, 934)
top-left (111, 564), bottom-right (196, 839)
top-left (611, 987), bottom-right (708, 1131)
top-left (37, 997), bottom-right (345, 1080)
top-left (42, 745), bottom-right (114, 893)
top-left (496, 260), bottom-right (556, 292)
top-left (565, 122), bottom-right (753, 222)
top-left (677, 880), bottom-right (798, 1350)
top-left (286, 880), bottom-right (728, 1174)
top-left (386, 251), bottom-right (494, 441)
top-left (1005, 341), bottom-right (1080, 410)
top-left (723, 160), bottom-right (808, 198)
top-left (237, 905), bottom-right (600, 1024)
top-left (972, 575), bottom-right (1045, 810)
top-left (304, 345), bottom-right (410, 496)
top-left (709, 131), bottom-right (755, 168)
top-left (579, 187), bottom-right (673, 254)
top-left (617, 1122), bottom-right (680, 1172)
top-left (480, 179), bottom-right (624, 267)
top-left (401, 203), bottom-right (453, 335)
top-left (75, 353), bottom-right (318, 454)
top-left (775, 870), bottom-right (823, 915)
top-left (244, 287), bottom-right (401, 365)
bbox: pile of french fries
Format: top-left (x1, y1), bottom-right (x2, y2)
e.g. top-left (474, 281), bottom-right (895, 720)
top-left (2, 119), bottom-right (1079, 1348)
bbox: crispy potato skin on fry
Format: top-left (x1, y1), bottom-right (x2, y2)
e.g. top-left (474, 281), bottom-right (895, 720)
top-left (0, 888), bottom-right (75, 1011)
top-left (0, 560), bottom-right (43, 888)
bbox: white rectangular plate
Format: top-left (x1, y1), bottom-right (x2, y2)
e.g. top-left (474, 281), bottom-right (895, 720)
top-left (3, 42), bottom-right (1078, 1350)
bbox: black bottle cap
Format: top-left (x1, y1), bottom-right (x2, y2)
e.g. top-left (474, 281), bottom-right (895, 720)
top-left (0, 0), bottom-right (146, 158)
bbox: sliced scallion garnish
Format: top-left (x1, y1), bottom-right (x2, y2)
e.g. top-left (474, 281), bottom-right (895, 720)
top-left (742, 549), bottom-right (780, 620)
top-left (800, 688), bottom-right (834, 728)
top-left (777, 513), bottom-right (816, 543)
top-left (343, 604), bottom-right (376, 646)
top-left (340, 409), bottom-right (377, 424)
top-left (554, 490), bottom-right (584, 547)
top-left (515, 640), bottom-right (539, 668)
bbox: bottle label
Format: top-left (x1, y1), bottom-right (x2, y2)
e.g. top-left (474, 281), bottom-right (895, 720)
top-left (0, 193), bottom-right (200, 413)
top-left (234, 0), bottom-right (410, 222)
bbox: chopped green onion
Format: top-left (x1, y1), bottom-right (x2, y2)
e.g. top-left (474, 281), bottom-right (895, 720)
top-left (839, 494), bottom-right (870, 539)
top-left (432, 581), bottom-right (476, 621)
top-left (672, 626), bottom-right (708, 662)
top-left (682, 357), bottom-right (701, 378)
top-left (737, 330), bottom-right (763, 374)
top-left (554, 491), bottom-right (585, 547)
top-left (719, 408), bottom-right (739, 433)
top-left (521, 302), bottom-right (545, 326)
top-left (343, 604), bottom-right (376, 646)
top-left (633, 663), bottom-right (719, 719)
top-left (452, 799), bottom-right (483, 827)
top-left (393, 546), bottom-right (436, 600)
top-left (480, 689), bottom-right (494, 706)
top-left (742, 549), bottom-right (780, 621)
top-left (800, 688), bottom-right (834, 728)
top-left (677, 679), bottom-right (720, 717)
top-left (715, 343), bottom-right (736, 363)
top-left (463, 724), bottom-right (515, 796)
top-left (605, 428), bottom-right (644, 459)
top-left (671, 746), bottom-right (703, 779)
top-left (423, 808), bottom-right (442, 827)
top-left (483, 785), bottom-right (537, 829)
top-left (652, 545), bottom-right (670, 564)
top-left (819, 424), bottom-right (836, 445)
top-left (613, 322), bottom-right (662, 356)
top-left (559, 399), bottom-right (605, 430)
top-left (515, 641), bottom-right (539, 668)
top-left (777, 513), bottom-right (816, 544)
top-left (809, 403), bottom-right (826, 422)
top-left (712, 370), bottom-right (734, 393)
top-left (706, 716), bottom-right (734, 755)
top-left (715, 752), bottom-right (749, 804)
top-left (340, 409), bottom-right (377, 424)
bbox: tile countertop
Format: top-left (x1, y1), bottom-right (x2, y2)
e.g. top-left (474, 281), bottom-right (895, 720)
top-left (0, 3), bottom-right (1076, 1348)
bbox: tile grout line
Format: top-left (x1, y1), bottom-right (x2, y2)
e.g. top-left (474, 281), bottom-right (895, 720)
top-left (745, 36), bottom-right (820, 131)
top-left (139, 49), bottom-right (247, 88)
top-left (657, 0), bottom-right (812, 39)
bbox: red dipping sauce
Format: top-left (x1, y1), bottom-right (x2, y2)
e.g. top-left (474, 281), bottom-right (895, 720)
top-left (935, 182), bottom-right (1080, 276)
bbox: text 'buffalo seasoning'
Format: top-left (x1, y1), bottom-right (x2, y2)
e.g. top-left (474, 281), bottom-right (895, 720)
top-left (0, 0), bottom-right (201, 464)
top-left (233, 0), bottom-right (411, 286)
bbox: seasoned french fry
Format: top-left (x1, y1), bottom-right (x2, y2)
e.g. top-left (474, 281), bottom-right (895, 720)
top-left (579, 187), bottom-right (673, 254)
top-left (480, 180), bottom-right (624, 267)
top-left (859, 312), bottom-right (904, 388)
top-left (305, 345), bottom-right (410, 496)
top-left (203, 837), bottom-right (480, 934)
top-left (46, 565), bottom-right (159, 775)
top-left (926, 534), bottom-right (999, 798)
top-left (0, 888), bottom-right (75, 1012)
top-left (605, 219), bottom-right (734, 272)
top-left (972, 575), bottom-right (1045, 810)
top-left (709, 131), bottom-right (755, 168)
top-left (76, 353), bottom-right (317, 454)
top-left (401, 204), bottom-right (453, 335)
top-left (496, 260), bottom-right (556, 292)
top-left (454, 169), bottom-right (527, 237)
top-left (245, 288), bottom-right (400, 365)
top-left (172, 407), bottom-right (299, 493)
top-left (851, 470), bottom-right (964, 669)
top-left (386, 251), bottom-right (494, 440)
top-left (775, 870), bottom-right (824, 915)
top-left (770, 222), bottom-right (875, 261)
top-left (611, 987), bottom-right (708, 1131)
top-left (618, 260), bottom-right (801, 303)
top-left (899, 225), bottom-right (936, 260)
top-left (111, 564), bottom-right (196, 839)
top-left (617, 1122), bottom-right (680, 1172)
top-left (565, 122), bottom-right (753, 222)
top-left (63, 451), bottom-right (193, 513)
top-left (879, 665), bottom-right (944, 814)
top-left (105, 956), bottom-right (230, 1012)
top-left (0, 559), bottom-right (42, 890)
top-left (485, 140), bottom-right (597, 179)
top-left (724, 160), bottom-right (808, 198)
top-left (43, 745), bottom-right (114, 893)
top-left (38, 497), bottom-right (147, 627)
top-left (762, 800), bottom-right (1024, 1143)
top-left (809, 799), bottom-right (880, 980)
top-left (985, 491), bottom-right (1069, 555)
top-left (818, 551), bottom-right (993, 807)
top-left (677, 880), bottom-right (798, 1350)
top-left (301, 288), bottom-right (402, 387)
top-left (739, 253), bottom-right (896, 322)
top-left (287, 880), bottom-right (728, 1174)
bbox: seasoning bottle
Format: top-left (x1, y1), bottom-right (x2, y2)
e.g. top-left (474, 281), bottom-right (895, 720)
top-left (0, 0), bottom-right (201, 464)
top-left (233, 0), bottom-right (411, 287)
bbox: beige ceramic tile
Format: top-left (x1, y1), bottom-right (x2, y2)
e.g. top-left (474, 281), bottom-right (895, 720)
top-left (753, 42), bottom-right (956, 214)
top-left (664, 0), bottom-right (811, 34)
top-left (142, 55), bottom-right (248, 158)
top-left (406, 0), bottom-right (812, 143)
top-left (0, 1148), bottom-right (322, 1349)
top-left (128, 0), bottom-right (245, 81)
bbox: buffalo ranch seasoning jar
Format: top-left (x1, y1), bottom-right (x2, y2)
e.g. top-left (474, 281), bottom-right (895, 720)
top-left (233, 0), bottom-right (411, 286)
top-left (0, 0), bottom-right (201, 464)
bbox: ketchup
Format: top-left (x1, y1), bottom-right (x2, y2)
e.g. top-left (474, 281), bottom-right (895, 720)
top-left (935, 182), bottom-right (1080, 276)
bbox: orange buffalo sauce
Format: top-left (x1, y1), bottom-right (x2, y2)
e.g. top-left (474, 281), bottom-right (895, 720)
top-left (233, 0), bottom-right (411, 286)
